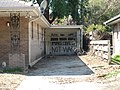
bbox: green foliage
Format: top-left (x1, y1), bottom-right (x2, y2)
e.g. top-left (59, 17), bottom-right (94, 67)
top-left (3, 67), bottom-right (23, 73)
top-left (87, 0), bottom-right (120, 24)
top-left (96, 24), bottom-right (107, 32)
top-left (105, 71), bottom-right (120, 78)
top-left (67, 0), bottom-right (80, 23)
top-left (86, 24), bottom-right (95, 32)
top-left (112, 55), bottom-right (120, 64)
top-left (24, 0), bottom-right (120, 26)
top-left (86, 24), bottom-right (107, 33)
top-left (31, 0), bottom-right (89, 24)
top-left (50, 0), bottom-right (68, 18)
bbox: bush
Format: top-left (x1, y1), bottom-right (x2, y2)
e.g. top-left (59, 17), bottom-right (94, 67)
top-left (112, 55), bottom-right (120, 64)
top-left (86, 24), bottom-right (107, 33)
top-left (113, 55), bottom-right (120, 62)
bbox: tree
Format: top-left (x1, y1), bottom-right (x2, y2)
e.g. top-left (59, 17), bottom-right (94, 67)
top-left (49, 0), bottom-right (68, 23)
top-left (23, 0), bottom-right (120, 26)
top-left (87, 0), bottom-right (120, 24)
top-left (28, 0), bottom-right (89, 24)
top-left (67, 0), bottom-right (80, 24)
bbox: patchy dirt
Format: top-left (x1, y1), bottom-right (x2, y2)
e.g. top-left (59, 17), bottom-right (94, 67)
top-left (79, 55), bottom-right (120, 83)
top-left (79, 55), bottom-right (108, 67)
top-left (0, 74), bottom-right (26, 90)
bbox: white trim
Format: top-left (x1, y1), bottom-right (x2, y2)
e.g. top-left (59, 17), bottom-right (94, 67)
top-left (28, 22), bottom-right (31, 65)
top-left (50, 25), bottom-right (81, 29)
top-left (104, 14), bottom-right (120, 25)
top-left (40, 15), bottom-right (51, 28)
top-left (0, 7), bottom-right (38, 15)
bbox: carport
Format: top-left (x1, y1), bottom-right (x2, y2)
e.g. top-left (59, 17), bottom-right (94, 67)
top-left (45, 25), bottom-right (83, 55)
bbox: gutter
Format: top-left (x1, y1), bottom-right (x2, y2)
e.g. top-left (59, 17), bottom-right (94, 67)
top-left (104, 14), bottom-right (120, 25)
top-left (40, 15), bottom-right (51, 28)
top-left (0, 7), bottom-right (35, 12)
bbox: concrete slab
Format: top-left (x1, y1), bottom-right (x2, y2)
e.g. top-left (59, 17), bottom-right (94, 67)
top-left (17, 76), bottom-right (107, 90)
top-left (28, 56), bottom-right (94, 76)
top-left (17, 56), bottom-right (109, 90)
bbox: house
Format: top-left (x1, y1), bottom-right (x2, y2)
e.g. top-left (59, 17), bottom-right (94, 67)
top-left (0, 0), bottom-right (83, 69)
top-left (104, 14), bottom-right (120, 56)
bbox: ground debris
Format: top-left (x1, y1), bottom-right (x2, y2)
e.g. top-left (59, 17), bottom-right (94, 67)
top-left (0, 74), bottom-right (26, 90)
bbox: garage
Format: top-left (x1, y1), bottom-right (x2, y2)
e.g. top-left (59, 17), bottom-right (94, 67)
top-left (45, 25), bottom-right (83, 55)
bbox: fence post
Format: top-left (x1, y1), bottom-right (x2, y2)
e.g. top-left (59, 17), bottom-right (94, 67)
top-left (108, 40), bottom-right (111, 64)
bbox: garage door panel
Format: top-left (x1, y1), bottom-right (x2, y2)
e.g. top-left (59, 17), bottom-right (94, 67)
top-left (49, 32), bottom-right (77, 55)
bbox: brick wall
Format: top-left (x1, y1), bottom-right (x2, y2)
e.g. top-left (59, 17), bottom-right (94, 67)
top-left (0, 17), bottom-right (11, 66)
top-left (20, 17), bottom-right (29, 67)
top-left (0, 17), bottom-right (29, 68)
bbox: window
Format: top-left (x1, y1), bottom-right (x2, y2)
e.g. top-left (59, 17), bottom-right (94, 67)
top-left (31, 22), bottom-right (33, 39)
top-left (41, 29), bottom-right (44, 42)
top-left (68, 33), bottom-right (74, 36)
top-left (37, 24), bottom-right (39, 40)
top-left (59, 38), bottom-right (67, 41)
top-left (60, 34), bottom-right (65, 36)
top-left (68, 38), bottom-right (75, 40)
top-left (51, 38), bottom-right (58, 41)
top-left (51, 33), bottom-right (58, 37)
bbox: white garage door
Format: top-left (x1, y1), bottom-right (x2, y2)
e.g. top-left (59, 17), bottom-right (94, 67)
top-left (49, 32), bottom-right (77, 55)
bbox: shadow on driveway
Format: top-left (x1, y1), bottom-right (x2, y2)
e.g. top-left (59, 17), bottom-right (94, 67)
top-left (28, 56), bottom-right (94, 76)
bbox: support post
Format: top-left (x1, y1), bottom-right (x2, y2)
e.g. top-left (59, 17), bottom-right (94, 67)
top-left (108, 40), bottom-right (111, 64)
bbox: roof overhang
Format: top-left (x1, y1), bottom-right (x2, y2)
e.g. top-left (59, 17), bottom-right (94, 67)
top-left (0, 0), bottom-right (50, 28)
top-left (34, 15), bottom-right (50, 28)
top-left (104, 14), bottom-right (120, 25)
top-left (0, 7), bottom-right (39, 17)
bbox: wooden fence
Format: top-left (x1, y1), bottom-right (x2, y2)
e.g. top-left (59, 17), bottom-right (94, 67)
top-left (90, 40), bottom-right (111, 64)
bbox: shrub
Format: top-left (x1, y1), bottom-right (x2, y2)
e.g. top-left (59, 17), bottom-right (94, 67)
top-left (86, 24), bottom-right (107, 33)
top-left (113, 55), bottom-right (120, 62)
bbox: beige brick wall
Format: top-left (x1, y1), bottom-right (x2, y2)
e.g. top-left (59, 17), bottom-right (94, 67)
top-left (0, 17), bottom-right (11, 66)
top-left (20, 17), bottom-right (29, 67)
top-left (0, 17), bottom-right (29, 68)
top-left (29, 21), bottom-right (45, 66)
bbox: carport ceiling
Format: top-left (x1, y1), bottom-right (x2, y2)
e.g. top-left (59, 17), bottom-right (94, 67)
top-left (50, 25), bottom-right (81, 29)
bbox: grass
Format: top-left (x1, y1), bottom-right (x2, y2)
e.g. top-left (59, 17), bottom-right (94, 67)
top-left (112, 60), bottom-right (120, 64)
top-left (105, 71), bottom-right (120, 78)
top-left (2, 67), bottom-right (24, 73)
top-left (112, 55), bottom-right (120, 64)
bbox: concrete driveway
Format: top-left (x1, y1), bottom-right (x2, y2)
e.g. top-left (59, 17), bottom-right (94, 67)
top-left (17, 56), bottom-right (110, 90)
top-left (28, 56), bottom-right (94, 76)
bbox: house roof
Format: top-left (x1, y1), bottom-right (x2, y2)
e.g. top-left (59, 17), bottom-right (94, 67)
top-left (0, 0), bottom-right (50, 28)
top-left (104, 14), bottom-right (120, 25)
top-left (0, 0), bottom-right (40, 17)
top-left (0, 0), bottom-right (31, 8)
